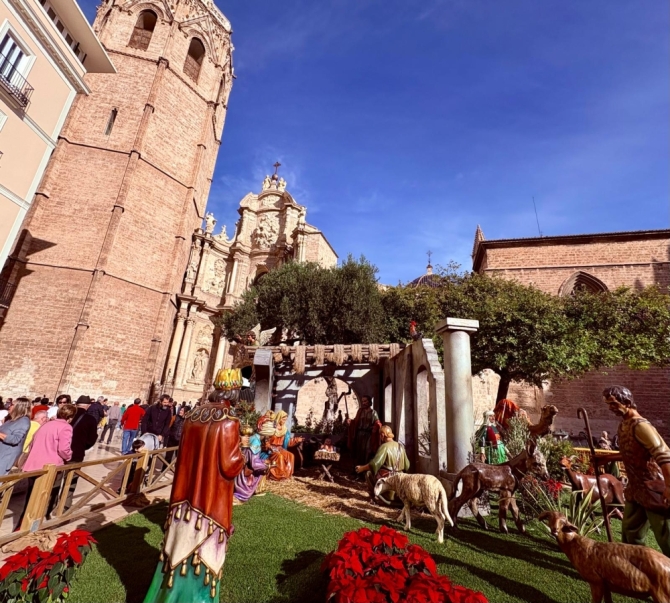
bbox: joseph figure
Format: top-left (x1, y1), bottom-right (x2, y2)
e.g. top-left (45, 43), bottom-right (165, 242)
top-left (348, 395), bottom-right (381, 466)
top-left (144, 386), bottom-right (245, 602)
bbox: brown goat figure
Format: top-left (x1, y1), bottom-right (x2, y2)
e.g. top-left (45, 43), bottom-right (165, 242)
top-left (540, 511), bottom-right (670, 603)
top-left (560, 457), bottom-right (625, 519)
top-left (527, 404), bottom-right (559, 438)
top-left (449, 441), bottom-right (549, 534)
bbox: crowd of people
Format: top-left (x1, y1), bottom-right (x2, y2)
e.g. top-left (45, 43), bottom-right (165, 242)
top-left (0, 393), bottom-right (194, 527)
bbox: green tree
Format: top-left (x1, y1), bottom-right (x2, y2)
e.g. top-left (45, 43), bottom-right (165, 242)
top-left (438, 272), bottom-right (575, 401)
top-left (383, 272), bottom-right (670, 403)
top-left (221, 256), bottom-right (385, 344)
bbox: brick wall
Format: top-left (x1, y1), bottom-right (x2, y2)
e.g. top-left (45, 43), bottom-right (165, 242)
top-left (0, 0), bottom-right (232, 401)
top-left (478, 232), bottom-right (670, 439)
top-left (481, 236), bottom-right (669, 294)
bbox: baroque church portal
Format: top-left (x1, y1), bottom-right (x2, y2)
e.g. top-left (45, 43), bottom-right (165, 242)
top-left (162, 172), bottom-right (337, 403)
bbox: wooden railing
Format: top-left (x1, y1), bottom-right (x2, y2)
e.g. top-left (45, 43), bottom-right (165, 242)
top-left (0, 447), bottom-right (177, 547)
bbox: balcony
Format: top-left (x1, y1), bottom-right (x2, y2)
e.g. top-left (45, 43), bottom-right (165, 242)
top-left (0, 54), bottom-right (34, 108)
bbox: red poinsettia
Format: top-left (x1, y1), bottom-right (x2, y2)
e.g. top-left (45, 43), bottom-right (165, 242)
top-left (0, 529), bottom-right (95, 602)
top-left (323, 526), bottom-right (488, 603)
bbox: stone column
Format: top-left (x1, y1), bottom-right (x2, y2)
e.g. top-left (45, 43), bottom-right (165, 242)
top-left (227, 258), bottom-right (239, 294)
top-left (175, 316), bottom-right (196, 387)
top-left (164, 310), bottom-right (187, 384)
top-left (436, 317), bottom-right (479, 473)
top-left (214, 329), bottom-right (228, 371)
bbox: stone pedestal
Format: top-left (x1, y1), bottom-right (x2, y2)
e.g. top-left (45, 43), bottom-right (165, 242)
top-left (436, 317), bottom-right (479, 474)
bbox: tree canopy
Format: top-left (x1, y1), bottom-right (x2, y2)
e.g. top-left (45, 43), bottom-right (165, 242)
top-left (380, 269), bottom-right (670, 399)
top-left (221, 256), bottom-right (385, 344)
top-left (221, 258), bottom-right (670, 400)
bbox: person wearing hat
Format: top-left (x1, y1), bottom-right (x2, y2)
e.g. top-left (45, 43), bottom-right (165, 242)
top-left (143, 372), bottom-right (244, 603)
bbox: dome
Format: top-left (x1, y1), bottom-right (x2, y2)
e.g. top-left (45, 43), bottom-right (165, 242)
top-left (409, 263), bottom-right (440, 288)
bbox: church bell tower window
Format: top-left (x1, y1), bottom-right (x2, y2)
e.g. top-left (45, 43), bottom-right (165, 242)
top-left (183, 38), bottom-right (205, 82)
top-left (128, 10), bottom-right (157, 51)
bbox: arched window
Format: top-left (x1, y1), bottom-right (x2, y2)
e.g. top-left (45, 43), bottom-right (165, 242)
top-left (128, 10), bottom-right (157, 51)
top-left (183, 38), bottom-right (205, 82)
top-left (558, 271), bottom-right (608, 297)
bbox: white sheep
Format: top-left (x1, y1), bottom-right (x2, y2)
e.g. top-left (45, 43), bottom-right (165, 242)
top-left (374, 473), bottom-right (453, 543)
top-left (540, 511), bottom-right (670, 603)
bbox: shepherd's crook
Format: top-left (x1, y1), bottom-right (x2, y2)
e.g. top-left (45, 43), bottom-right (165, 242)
top-left (577, 407), bottom-right (613, 543)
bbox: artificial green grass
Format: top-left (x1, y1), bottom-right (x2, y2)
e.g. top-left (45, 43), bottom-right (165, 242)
top-left (68, 494), bottom-right (657, 603)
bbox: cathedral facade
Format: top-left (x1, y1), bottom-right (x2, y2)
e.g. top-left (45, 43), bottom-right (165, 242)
top-left (163, 173), bottom-right (337, 402)
top-left (0, 0), bottom-right (234, 400)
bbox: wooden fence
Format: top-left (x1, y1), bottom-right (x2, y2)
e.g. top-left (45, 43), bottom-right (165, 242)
top-left (0, 447), bottom-right (177, 547)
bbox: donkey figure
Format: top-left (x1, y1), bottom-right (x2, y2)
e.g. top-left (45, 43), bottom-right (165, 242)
top-left (448, 440), bottom-right (549, 534)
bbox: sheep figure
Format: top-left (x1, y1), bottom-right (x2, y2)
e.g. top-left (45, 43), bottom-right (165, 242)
top-left (374, 473), bottom-right (453, 543)
top-left (540, 511), bottom-right (670, 603)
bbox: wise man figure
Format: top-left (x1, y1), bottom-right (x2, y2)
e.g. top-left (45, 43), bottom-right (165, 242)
top-left (144, 382), bottom-right (245, 602)
top-left (355, 424), bottom-right (409, 501)
top-left (601, 385), bottom-right (670, 556)
top-left (348, 395), bottom-right (381, 467)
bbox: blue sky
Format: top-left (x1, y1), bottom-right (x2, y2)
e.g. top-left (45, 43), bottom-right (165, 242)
top-left (79, 0), bottom-right (669, 284)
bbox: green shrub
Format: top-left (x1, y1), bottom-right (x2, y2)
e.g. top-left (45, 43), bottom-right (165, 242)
top-left (537, 436), bottom-right (576, 481)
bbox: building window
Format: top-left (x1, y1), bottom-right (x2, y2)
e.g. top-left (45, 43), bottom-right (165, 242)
top-left (40, 1), bottom-right (86, 63)
top-left (0, 33), bottom-right (33, 107)
top-left (128, 10), bottom-right (157, 51)
top-left (183, 38), bottom-right (205, 82)
top-left (0, 108), bottom-right (7, 131)
top-left (558, 271), bottom-right (608, 297)
top-left (104, 108), bottom-right (117, 135)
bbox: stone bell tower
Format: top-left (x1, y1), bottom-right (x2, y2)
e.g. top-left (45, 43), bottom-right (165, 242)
top-left (0, 0), bottom-right (233, 400)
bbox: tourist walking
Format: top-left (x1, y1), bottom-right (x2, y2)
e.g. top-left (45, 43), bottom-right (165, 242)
top-left (140, 395), bottom-right (172, 446)
top-left (0, 399), bottom-right (31, 476)
top-left (59, 396), bottom-right (99, 510)
top-left (30, 397), bottom-right (49, 419)
top-left (50, 395), bottom-right (72, 420)
top-left (16, 403), bottom-right (77, 527)
top-left (121, 399), bottom-right (145, 455)
top-left (20, 410), bottom-right (48, 462)
top-left (165, 407), bottom-right (186, 462)
top-left (99, 401), bottom-right (122, 445)
top-left (87, 396), bottom-right (106, 426)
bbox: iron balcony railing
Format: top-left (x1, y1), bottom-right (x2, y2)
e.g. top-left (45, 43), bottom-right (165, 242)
top-left (0, 53), bottom-right (34, 108)
top-left (0, 276), bottom-right (16, 309)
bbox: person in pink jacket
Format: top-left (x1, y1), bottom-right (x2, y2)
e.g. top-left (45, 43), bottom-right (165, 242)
top-left (16, 403), bottom-right (77, 529)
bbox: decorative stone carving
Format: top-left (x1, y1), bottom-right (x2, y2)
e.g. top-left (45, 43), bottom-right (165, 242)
top-left (190, 348), bottom-right (208, 380)
top-left (204, 212), bottom-right (216, 234)
top-left (202, 258), bottom-right (226, 295)
top-left (251, 213), bottom-right (279, 249)
top-left (196, 324), bottom-right (213, 347)
top-left (277, 177), bottom-right (287, 192)
top-left (262, 175), bottom-right (271, 191)
top-left (261, 194), bottom-right (280, 208)
top-left (298, 206), bottom-right (306, 225)
top-left (213, 224), bottom-right (231, 243)
top-left (185, 243), bottom-right (200, 281)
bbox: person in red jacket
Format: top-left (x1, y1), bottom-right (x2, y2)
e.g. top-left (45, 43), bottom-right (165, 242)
top-left (121, 398), bottom-right (145, 454)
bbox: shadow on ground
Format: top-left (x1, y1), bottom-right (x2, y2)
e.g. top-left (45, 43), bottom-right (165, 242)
top-left (93, 505), bottom-right (166, 603)
top-left (270, 549), bottom-right (327, 603)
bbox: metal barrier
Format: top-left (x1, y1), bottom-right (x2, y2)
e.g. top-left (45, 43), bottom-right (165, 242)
top-left (0, 447), bottom-right (178, 547)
